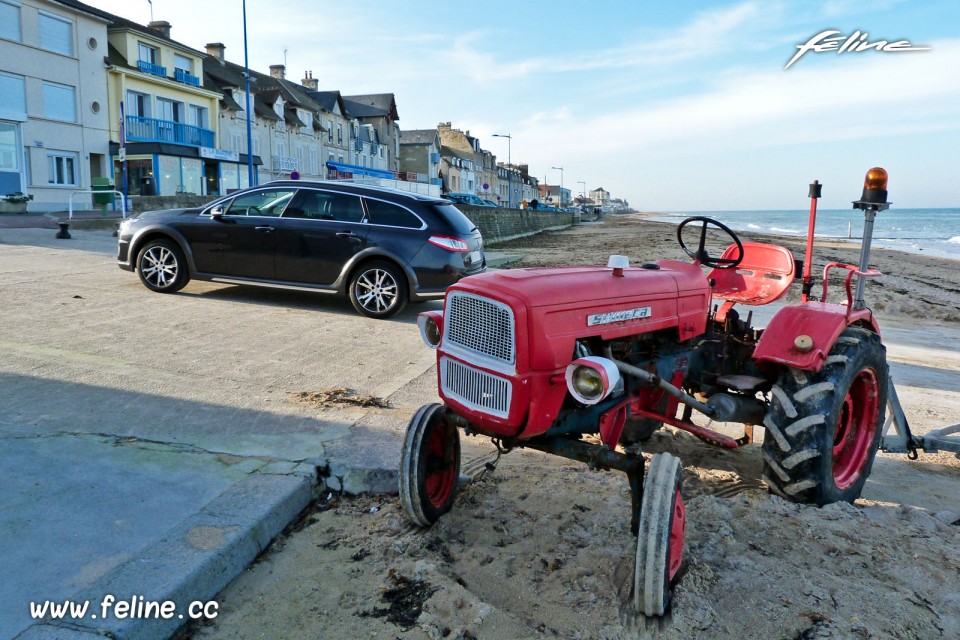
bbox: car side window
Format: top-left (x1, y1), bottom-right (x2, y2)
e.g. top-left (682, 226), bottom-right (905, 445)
top-left (224, 189), bottom-right (296, 217)
top-left (284, 190), bottom-right (364, 223)
top-left (365, 199), bottom-right (423, 229)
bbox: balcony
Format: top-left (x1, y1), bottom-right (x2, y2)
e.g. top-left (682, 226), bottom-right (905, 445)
top-left (125, 115), bottom-right (214, 148)
top-left (137, 60), bottom-right (167, 78)
top-left (174, 69), bottom-right (200, 87)
top-left (274, 156), bottom-right (299, 172)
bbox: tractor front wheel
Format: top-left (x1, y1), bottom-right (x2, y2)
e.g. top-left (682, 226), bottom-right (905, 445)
top-left (761, 327), bottom-right (888, 505)
top-left (399, 403), bottom-right (461, 527)
top-left (635, 452), bottom-right (685, 617)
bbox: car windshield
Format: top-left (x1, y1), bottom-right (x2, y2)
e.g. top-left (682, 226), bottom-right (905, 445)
top-left (432, 204), bottom-right (478, 235)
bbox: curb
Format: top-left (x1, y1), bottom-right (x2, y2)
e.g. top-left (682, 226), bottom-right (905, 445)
top-left (15, 472), bottom-right (316, 640)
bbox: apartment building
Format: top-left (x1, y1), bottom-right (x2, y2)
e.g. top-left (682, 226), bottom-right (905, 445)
top-left (398, 129), bottom-right (441, 187)
top-left (0, 0), bottom-right (110, 210)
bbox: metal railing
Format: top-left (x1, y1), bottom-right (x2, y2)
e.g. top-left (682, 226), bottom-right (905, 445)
top-left (137, 60), bottom-right (167, 77)
top-left (126, 115), bottom-right (214, 147)
top-left (68, 190), bottom-right (129, 219)
top-left (174, 69), bottom-right (200, 86)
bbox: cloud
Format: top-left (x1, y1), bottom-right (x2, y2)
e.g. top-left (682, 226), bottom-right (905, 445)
top-left (510, 38), bottom-right (959, 158)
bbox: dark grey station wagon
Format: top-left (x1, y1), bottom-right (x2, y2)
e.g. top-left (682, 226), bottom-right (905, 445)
top-left (117, 181), bottom-right (486, 318)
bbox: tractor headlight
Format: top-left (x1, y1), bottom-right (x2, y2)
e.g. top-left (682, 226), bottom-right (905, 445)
top-left (417, 312), bottom-right (443, 349)
top-left (565, 356), bottom-right (621, 405)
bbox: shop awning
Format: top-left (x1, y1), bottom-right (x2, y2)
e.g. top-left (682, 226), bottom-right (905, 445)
top-left (109, 142), bottom-right (263, 166)
top-left (325, 161), bottom-right (395, 180)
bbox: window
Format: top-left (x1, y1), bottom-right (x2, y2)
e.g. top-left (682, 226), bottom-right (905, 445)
top-left (295, 145), bottom-right (304, 170)
top-left (337, 123), bottom-right (342, 145)
top-left (48, 152), bottom-right (77, 186)
top-left (138, 42), bottom-right (157, 64)
top-left (42, 82), bottom-right (76, 122)
top-left (251, 135), bottom-right (260, 156)
top-left (0, 1), bottom-right (21, 42)
top-left (126, 90), bottom-right (151, 118)
top-left (231, 132), bottom-right (241, 152)
top-left (39, 12), bottom-right (72, 55)
top-left (188, 105), bottom-right (207, 129)
top-left (224, 189), bottom-right (296, 217)
top-left (284, 190), bottom-right (364, 223)
top-left (309, 148), bottom-right (318, 174)
top-left (365, 199), bottom-right (422, 228)
top-left (327, 120), bottom-right (332, 143)
top-left (156, 97), bottom-right (183, 122)
top-left (0, 72), bottom-right (26, 120)
top-left (174, 54), bottom-right (191, 75)
top-left (276, 140), bottom-right (286, 157)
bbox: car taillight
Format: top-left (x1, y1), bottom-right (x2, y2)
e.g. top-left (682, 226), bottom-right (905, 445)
top-left (428, 235), bottom-right (469, 252)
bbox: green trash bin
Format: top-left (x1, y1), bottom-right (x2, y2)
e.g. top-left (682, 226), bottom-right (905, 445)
top-left (92, 177), bottom-right (115, 214)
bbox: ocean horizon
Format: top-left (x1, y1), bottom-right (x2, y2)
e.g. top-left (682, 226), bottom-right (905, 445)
top-left (647, 208), bottom-right (960, 261)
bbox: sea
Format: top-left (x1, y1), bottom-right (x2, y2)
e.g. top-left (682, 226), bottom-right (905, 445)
top-left (647, 208), bottom-right (960, 261)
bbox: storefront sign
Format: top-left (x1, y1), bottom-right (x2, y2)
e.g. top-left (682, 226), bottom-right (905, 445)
top-left (200, 147), bottom-right (240, 162)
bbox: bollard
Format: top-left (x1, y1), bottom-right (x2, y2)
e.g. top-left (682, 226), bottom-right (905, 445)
top-left (56, 222), bottom-right (71, 239)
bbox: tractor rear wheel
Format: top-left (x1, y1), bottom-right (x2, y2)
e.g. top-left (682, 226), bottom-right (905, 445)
top-left (399, 403), bottom-right (461, 527)
top-left (635, 452), bottom-right (685, 617)
top-left (761, 327), bottom-right (888, 505)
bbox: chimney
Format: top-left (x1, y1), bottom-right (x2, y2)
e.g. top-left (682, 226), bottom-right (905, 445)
top-left (302, 70), bottom-right (318, 91)
top-left (269, 64), bottom-right (285, 80)
top-left (148, 21), bottom-right (171, 38)
top-left (205, 42), bottom-right (225, 61)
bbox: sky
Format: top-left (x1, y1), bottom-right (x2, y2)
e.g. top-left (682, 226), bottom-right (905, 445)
top-left (88, 0), bottom-right (959, 211)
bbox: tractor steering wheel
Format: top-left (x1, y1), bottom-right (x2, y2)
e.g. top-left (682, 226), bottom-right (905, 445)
top-left (677, 216), bottom-right (744, 269)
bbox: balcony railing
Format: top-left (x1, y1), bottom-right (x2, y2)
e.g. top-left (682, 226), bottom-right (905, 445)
top-left (275, 156), bottom-right (299, 172)
top-left (125, 115), bottom-right (214, 148)
top-left (174, 69), bottom-right (200, 87)
top-left (137, 60), bottom-right (167, 78)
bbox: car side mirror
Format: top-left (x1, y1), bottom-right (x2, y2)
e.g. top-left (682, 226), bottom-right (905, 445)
top-left (210, 206), bottom-right (225, 220)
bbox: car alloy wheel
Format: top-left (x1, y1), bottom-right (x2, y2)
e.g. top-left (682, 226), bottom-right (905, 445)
top-left (136, 239), bottom-right (189, 293)
top-left (348, 260), bottom-right (408, 319)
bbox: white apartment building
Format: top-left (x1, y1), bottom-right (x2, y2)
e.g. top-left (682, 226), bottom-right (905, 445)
top-left (0, 0), bottom-right (110, 211)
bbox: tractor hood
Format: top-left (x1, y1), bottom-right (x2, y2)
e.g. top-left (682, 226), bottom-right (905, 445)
top-left (450, 260), bottom-right (712, 371)
top-left (455, 261), bottom-right (707, 308)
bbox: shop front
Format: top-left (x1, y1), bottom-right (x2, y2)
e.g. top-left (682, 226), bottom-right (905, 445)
top-left (110, 142), bottom-right (261, 197)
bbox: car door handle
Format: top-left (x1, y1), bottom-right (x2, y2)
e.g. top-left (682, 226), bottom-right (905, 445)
top-left (255, 226), bottom-right (274, 233)
top-left (336, 231), bottom-right (356, 238)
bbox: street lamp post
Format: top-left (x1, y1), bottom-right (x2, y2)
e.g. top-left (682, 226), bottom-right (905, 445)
top-left (492, 133), bottom-right (511, 208)
top-left (552, 166), bottom-right (564, 208)
top-left (242, 0), bottom-right (254, 187)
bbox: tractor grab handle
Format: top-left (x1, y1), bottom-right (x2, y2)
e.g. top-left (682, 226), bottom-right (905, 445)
top-left (821, 262), bottom-right (881, 309)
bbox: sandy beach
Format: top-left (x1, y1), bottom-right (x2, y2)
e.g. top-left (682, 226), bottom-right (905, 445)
top-left (193, 214), bottom-right (960, 640)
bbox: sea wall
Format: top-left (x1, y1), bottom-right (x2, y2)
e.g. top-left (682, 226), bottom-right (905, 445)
top-left (457, 206), bottom-right (578, 244)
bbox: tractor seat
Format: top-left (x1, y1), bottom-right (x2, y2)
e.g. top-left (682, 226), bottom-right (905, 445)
top-left (709, 242), bottom-right (795, 321)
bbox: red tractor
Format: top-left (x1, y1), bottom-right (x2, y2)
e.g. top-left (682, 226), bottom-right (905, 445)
top-left (399, 168), bottom-right (950, 616)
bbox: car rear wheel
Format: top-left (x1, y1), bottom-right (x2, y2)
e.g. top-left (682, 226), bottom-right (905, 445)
top-left (136, 239), bottom-right (189, 293)
top-left (348, 260), bottom-right (407, 319)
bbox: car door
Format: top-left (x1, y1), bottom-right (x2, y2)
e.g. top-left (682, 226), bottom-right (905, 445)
top-left (181, 188), bottom-right (296, 279)
top-left (274, 188), bottom-right (369, 285)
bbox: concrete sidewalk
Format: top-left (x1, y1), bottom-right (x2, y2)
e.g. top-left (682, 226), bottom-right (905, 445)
top-left (0, 209), bottom-right (125, 230)
top-left (0, 228), bottom-right (441, 639)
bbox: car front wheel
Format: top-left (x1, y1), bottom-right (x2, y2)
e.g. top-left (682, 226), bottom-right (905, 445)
top-left (348, 260), bottom-right (407, 319)
top-left (136, 239), bottom-right (189, 293)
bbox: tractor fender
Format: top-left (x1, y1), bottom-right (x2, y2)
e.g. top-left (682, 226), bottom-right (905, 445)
top-left (753, 302), bottom-right (880, 372)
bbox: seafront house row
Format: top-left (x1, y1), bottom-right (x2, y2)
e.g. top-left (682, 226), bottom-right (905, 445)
top-left (0, 0), bottom-right (623, 212)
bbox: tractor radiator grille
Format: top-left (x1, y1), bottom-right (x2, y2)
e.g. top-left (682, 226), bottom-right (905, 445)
top-left (440, 357), bottom-right (512, 419)
top-left (445, 292), bottom-right (515, 365)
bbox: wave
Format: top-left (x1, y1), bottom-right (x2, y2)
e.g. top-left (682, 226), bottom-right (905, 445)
top-left (948, 236), bottom-right (960, 244)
